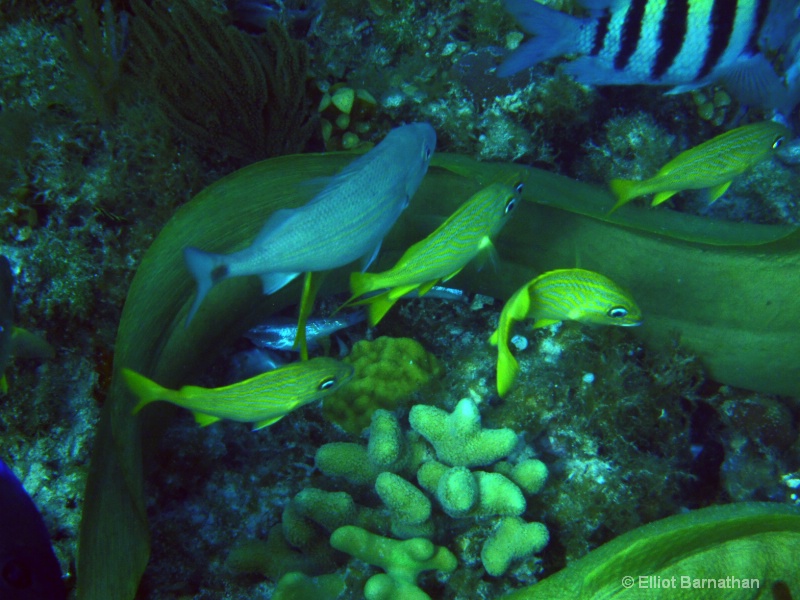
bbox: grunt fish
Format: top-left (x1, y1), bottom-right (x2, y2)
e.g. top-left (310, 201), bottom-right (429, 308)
top-left (608, 120), bottom-right (791, 212)
top-left (123, 356), bottom-right (354, 430)
top-left (490, 268), bottom-right (642, 397)
top-left (183, 123), bottom-right (436, 325)
top-left (344, 181), bottom-right (523, 326)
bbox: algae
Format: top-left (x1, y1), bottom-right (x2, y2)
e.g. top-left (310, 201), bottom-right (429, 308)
top-left (77, 152), bottom-right (800, 599)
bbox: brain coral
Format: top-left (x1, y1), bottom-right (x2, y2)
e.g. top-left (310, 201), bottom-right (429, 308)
top-left (323, 336), bottom-right (442, 434)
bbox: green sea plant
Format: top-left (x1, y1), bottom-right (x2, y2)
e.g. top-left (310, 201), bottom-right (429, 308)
top-left (499, 502), bottom-right (800, 599)
top-left (77, 152), bottom-right (800, 599)
top-left (58, 0), bottom-right (127, 122)
top-left (129, 0), bottom-right (314, 161)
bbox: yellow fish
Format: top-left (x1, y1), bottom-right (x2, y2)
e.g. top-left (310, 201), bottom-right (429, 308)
top-left (345, 181), bottom-right (523, 326)
top-left (490, 269), bottom-right (642, 397)
top-left (608, 121), bottom-right (791, 213)
top-left (123, 357), bottom-right (353, 430)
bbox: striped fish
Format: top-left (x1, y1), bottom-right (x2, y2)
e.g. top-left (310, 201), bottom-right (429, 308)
top-left (123, 356), bottom-right (354, 430)
top-left (343, 180), bottom-right (523, 326)
top-left (609, 120), bottom-right (791, 211)
top-left (489, 269), bottom-right (642, 397)
top-left (499, 0), bottom-right (800, 110)
top-left (184, 123), bottom-right (436, 325)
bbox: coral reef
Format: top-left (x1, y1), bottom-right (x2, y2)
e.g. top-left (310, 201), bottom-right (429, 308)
top-left (323, 336), bottom-right (443, 434)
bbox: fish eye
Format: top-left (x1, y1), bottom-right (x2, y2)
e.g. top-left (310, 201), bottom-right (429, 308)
top-left (773, 136), bottom-right (785, 150)
top-left (318, 377), bottom-right (337, 391)
top-left (2, 557), bottom-right (33, 589)
top-left (514, 182), bottom-right (524, 193)
top-left (504, 197), bottom-right (517, 214)
top-left (607, 306), bottom-right (629, 319)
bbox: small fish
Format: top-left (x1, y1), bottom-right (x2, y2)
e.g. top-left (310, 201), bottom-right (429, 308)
top-left (184, 123), bottom-right (436, 325)
top-left (0, 458), bottom-right (66, 600)
top-left (344, 181), bottom-right (523, 326)
top-left (608, 121), bottom-right (791, 212)
top-left (245, 309), bottom-right (366, 352)
top-left (123, 356), bottom-right (354, 430)
top-left (490, 269), bottom-right (642, 397)
top-left (499, 0), bottom-right (800, 111)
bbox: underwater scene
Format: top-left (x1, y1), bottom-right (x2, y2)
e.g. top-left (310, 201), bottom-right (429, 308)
top-left (1, 0), bottom-right (800, 598)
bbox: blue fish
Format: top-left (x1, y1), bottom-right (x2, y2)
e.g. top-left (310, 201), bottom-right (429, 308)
top-left (499, 0), bottom-right (800, 112)
top-left (0, 458), bottom-right (65, 600)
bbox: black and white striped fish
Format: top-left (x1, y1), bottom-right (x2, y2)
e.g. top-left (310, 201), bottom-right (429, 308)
top-left (499, 0), bottom-right (800, 111)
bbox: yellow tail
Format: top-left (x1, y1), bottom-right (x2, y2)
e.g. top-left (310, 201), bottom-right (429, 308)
top-left (608, 179), bottom-right (639, 213)
top-left (122, 368), bottom-right (171, 414)
top-left (496, 344), bottom-right (520, 398)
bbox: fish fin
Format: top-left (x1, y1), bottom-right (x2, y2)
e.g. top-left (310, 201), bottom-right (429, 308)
top-left (0, 374), bottom-right (7, 395)
top-left (718, 54), bottom-right (788, 110)
top-left (252, 208), bottom-right (297, 244)
top-left (533, 318), bottom-right (561, 328)
top-left (388, 284), bottom-right (420, 300)
top-left (366, 292), bottom-right (398, 327)
top-left (361, 241), bottom-right (382, 272)
top-left (498, 0), bottom-right (584, 76)
top-left (10, 327), bottom-right (54, 359)
top-left (252, 415), bottom-right (284, 430)
top-left (651, 190), bottom-right (678, 207)
top-left (183, 246), bottom-right (228, 326)
top-left (496, 342), bottom-right (520, 397)
top-left (706, 181), bottom-right (733, 204)
top-left (193, 412), bottom-right (221, 427)
top-left (295, 272), bottom-right (325, 360)
top-left (123, 368), bottom-right (170, 414)
top-left (416, 280), bottom-right (439, 297)
top-left (260, 272), bottom-right (300, 295)
top-left (349, 270), bottom-right (377, 301)
top-left (608, 179), bottom-right (639, 213)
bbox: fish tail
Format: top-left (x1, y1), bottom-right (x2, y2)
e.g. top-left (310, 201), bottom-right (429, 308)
top-left (496, 343), bottom-right (520, 398)
top-left (608, 179), bottom-right (639, 213)
top-left (364, 292), bottom-right (397, 327)
top-left (183, 246), bottom-right (227, 327)
top-left (349, 271), bottom-right (376, 300)
top-left (122, 368), bottom-right (171, 414)
top-left (498, 0), bottom-right (584, 77)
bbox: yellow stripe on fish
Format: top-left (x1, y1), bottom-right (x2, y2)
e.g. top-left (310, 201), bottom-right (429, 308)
top-left (489, 269), bottom-right (642, 397)
top-left (123, 357), bottom-right (353, 430)
top-left (608, 121), bottom-right (791, 213)
top-left (344, 180), bottom-right (524, 326)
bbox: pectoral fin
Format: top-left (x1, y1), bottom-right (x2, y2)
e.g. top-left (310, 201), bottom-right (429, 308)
top-left (295, 271), bottom-right (326, 361)
top-left (253, 415), bottom-right (284, 430)
top-left (193, 412), bottom-right (221, 427)
top-left (707, 181), bottom-right (732, 204)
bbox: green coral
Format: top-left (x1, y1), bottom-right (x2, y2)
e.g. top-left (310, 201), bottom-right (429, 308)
top-left (273, 572), bottom-right (346, 600)
top-left (323, 336), bottom-right (442, 434)
top-left (481, 517), bottom-right (549, 577)
top-left (330, 525), bottom-right (457, 600)
top-left (375, 472), bottom-right (433, 539)
top-left (409, 398), bottom-right (518, 467)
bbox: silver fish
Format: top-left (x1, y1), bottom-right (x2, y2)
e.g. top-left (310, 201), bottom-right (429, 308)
top-left (184, 123), bottom-right (436, 324)
top-left (499, 0), bottom-right (800, 112)
top-left (245, 309), bottom-right (366, 352)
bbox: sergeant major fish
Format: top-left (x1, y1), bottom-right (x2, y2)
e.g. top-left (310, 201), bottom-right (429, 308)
top-left (184, 123), bottom-right (436, 324)
top-left (490, 269), bottom-right (642, 397)
top-left (608, 120), bottom-right (791, 212)
top-left (0, 457), bottom-right (66, 600)
top-left (123, 356), bottom-right (354, 430)
top-left (343, 181), bottom-right (523, 326)
top-left (498, 0), bottom-right (800, 112)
